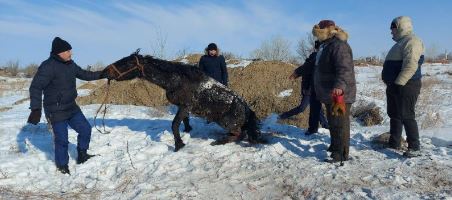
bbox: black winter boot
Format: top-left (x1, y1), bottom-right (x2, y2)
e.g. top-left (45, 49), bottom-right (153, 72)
top-left (77, 149), bottom-right (95, 164)
top-left (57, 165), bottom-right (70, 174)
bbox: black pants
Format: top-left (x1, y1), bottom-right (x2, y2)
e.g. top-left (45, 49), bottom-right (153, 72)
top-left (308, 89), bottom-right (328, 132)
top-left (386, 79), bottom-right (421, 150)
top-left (326, 103), bottom-right (351, 160)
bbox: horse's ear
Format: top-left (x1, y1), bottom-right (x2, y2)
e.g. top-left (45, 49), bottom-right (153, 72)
top-left (133, 48), bottom-right (141, 56)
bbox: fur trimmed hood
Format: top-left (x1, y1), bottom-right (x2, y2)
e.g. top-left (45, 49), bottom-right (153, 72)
top-left (312, 24), bottom-right (349, 42)
top-left (391, 16), bottom-right (413, 41)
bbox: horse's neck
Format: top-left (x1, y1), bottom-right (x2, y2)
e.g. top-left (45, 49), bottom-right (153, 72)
top-left (142, 61), bottom-right (177, 90)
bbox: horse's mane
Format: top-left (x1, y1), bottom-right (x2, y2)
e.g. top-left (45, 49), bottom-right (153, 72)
top-left (142, 55), bottom-right (205, 82)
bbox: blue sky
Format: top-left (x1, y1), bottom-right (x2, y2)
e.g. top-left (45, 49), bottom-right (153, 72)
top-left (1, 0), bottom-right (451, 67)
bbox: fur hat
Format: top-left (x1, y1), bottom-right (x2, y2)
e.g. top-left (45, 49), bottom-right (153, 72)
top-left (51, 37), bottom-right (72, 54)
top-left (318, 20), bottom-right (335, 29)
top-left (312, 21), bottom-right (349, 42)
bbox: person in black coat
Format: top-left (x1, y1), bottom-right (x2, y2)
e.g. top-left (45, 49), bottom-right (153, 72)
top-left (279, 41), bottom-right (328, 134)
top-left (198, 43), bottom-right (228, 86)
top-left (27, 37), bottom-right (109, 174)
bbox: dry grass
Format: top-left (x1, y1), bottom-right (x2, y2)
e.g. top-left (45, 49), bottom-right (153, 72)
top-left (0, 106), bottom-right (12, 112)
top-left (0, 186), bottom-right (101, 200)
top-left (78, 81), bottom-right (103, 90)
top-left (416, 76), bottom-right (446, 129)
top-left (352, 101), bottom-right (383, 126)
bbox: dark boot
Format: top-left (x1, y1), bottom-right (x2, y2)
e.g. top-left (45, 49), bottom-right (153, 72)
top-left (77, 149), bottom-right (95, 164)
top-left (403, 149), bottom-right (422, 158)
top-left (57, 165), bottom-right (70, 174)
top-left (388, 118), bottom-right (403, 148)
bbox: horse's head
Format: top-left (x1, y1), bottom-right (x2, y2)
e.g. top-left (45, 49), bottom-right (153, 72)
top-left (104, 49), bottom-right (145, 81)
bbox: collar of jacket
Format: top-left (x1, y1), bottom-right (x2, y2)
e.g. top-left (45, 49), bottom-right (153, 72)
top-left (50, 54), bottom-right (73, 65)
top-left (322, 36), bottom-right (339, 46)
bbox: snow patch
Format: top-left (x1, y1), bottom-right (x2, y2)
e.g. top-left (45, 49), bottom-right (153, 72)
top-left (277, 89), bottom-right (293, 97)
top-left (227, 60), bottom-right (253, 68)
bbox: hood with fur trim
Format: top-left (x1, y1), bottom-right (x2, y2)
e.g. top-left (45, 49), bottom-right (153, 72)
top-left (312, 24), bottom-right (349, 42)
top-left (391, 16), bottom-right (413, 41)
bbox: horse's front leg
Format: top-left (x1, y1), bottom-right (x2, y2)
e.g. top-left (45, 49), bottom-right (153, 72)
top-left (172, 107), bottom-right (188, 152)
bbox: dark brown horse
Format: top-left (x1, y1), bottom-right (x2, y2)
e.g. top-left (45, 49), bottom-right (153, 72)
top-left (104, 51), bottom-right (261, 151)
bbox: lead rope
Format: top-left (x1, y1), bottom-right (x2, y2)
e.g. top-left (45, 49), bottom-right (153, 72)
top-left (94, 79), bottom-right (112, 134)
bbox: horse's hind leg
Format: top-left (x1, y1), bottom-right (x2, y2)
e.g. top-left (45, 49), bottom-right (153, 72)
top-left (172, 107), bottom-right (188, 152)
top-left (183, 116), bottom-right (192, 132)
top-left (211, 130), bottom-right (244, 146)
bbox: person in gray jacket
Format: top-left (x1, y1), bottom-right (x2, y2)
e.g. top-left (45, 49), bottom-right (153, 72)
top-left (382, 16), bottom-right (424, 158)
top-left (312, 20), bottom-right (356, 163)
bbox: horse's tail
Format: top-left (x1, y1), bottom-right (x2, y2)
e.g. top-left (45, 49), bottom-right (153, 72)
top-left (244, 109), bottom-right (261, 143)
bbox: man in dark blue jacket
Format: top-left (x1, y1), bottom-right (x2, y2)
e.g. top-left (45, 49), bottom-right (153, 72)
top-left (27, 37), bottom-right (109, 174)
top-left (198, 43), bottom-right (228, 86)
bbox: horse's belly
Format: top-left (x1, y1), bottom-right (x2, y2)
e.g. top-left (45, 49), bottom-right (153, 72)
top-left (190, 88), bottom-right (246, 130)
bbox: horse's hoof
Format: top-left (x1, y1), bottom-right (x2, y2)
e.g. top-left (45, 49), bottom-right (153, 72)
top-left (211, 139), bottom-right (228, 146)
top-left (174, 142), bottom-right (186, 152)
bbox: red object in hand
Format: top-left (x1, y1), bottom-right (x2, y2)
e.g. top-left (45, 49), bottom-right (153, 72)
top-left (331, 93), bottom-right (346, 116)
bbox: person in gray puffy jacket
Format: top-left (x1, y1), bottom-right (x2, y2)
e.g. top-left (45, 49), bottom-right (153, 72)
top-left (382, 16), bottom-right (424, 158)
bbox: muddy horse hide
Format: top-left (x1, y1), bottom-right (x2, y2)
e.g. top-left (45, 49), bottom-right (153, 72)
top-left (104, 51), bottom-right (261, 151)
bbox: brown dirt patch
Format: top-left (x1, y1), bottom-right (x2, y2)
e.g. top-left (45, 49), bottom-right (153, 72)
top-left (78, 60), bottom-right (310, 128)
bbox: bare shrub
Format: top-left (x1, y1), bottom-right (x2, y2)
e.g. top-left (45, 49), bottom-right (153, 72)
top-left (417, 76), bottom-right (444, 129)
top-left (87, 61), bottom-right (105, 71)
top-left (23, 63), bottom-right (38, 78)
top-left (174, 47), bottom-right (191, 60)
top-left (352, 101), bottom-right (383, 126)
top-left (222, 51), bottom-right (239, 60)
top-left (4, 60), bottom-right (19, 76)
top-left (420, 110), bottom-right (444, 129)
top-left (417, 76), bottom-right (440, 108)
top-left (251, 35), bottom-right (293, 62)
top-left (354, 56), bottom-right (383, 66)
top-left (150, 27), bottom-right (168, 59)
top-left (296, 33), bottom-right (316, 63)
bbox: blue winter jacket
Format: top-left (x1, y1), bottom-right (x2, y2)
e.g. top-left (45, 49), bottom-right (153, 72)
top-left (29, 54), bottom-right (103, 122)
top-left (199, 55), bottom-right (228, 86)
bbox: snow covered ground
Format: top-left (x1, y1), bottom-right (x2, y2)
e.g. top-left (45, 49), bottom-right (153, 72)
top-left (0, 64), bottom-right (451, 199)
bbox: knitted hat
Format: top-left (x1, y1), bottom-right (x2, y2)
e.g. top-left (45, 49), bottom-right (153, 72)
top-left (51, 37), bottom-right (72, 54)
top-left (318, 20), bottom-right (336, 29)
top-left (207, 43), bottom-right (218, 51)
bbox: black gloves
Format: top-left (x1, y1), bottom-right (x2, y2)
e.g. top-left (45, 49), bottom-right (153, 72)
top-left (27, 109), bottom-right (41, 125)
